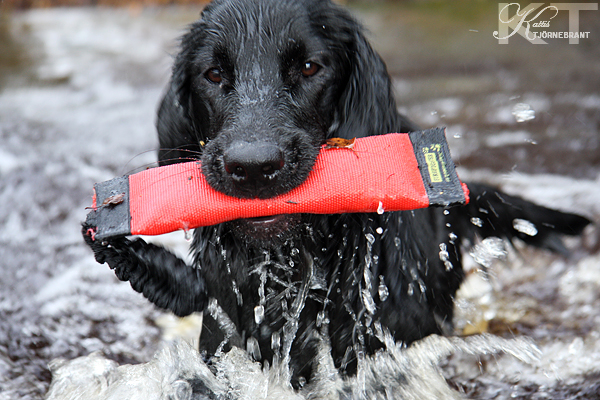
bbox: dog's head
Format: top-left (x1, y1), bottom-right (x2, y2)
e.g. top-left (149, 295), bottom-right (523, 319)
top-left (157, 0), bottom-right (412, 242)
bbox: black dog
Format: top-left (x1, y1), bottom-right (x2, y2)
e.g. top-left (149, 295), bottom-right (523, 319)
top-left (84, 0), bottom-right (590, 389)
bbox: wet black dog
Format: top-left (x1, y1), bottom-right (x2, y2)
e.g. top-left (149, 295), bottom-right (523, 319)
top-left (84, 0), bottom-right (590, 389)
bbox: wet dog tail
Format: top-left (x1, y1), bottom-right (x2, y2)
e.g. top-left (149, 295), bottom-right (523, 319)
top-left (449, 182), bottom-right (591, 255)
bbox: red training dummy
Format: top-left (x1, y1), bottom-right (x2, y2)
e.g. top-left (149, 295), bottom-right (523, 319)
top-left (85, 128), bottom-right (469, 240)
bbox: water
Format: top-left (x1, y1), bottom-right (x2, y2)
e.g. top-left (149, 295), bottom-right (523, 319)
top-left (254, 304), bottom-right (265, 325)
top-left (512, 218), bottom-right (538, 237)
top-left (378, 275), bottom-right (389, 302)
top-left (44, 333), bottom-right (542, 400)
top-left (511, 103), bottom-right (536, 123)
top-left (376, 201), bottom-right (384, 215)
top-left (469, 237), bottom-right (508, 269)
top-left (0, 5), bottom-right (599, 399)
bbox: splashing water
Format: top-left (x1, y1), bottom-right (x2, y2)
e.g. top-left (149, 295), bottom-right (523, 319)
top-left (469, 237), bottom-right (507, 269)
top-left (512, 218), bottom-right (538, 237)
top-left (246, 336), bottom-right (262, 361)
top-left (361, 233), bottom-right (377, 318)
top-left (271, 331), bottom-right (281, 352)
top-left (378, 275), bottom-right (389, 302)
top-left (46, 333), bottom-right (541, 400)
top-left (470, 217), bottom-right (484, 227)
top-left (361, 289), bottom-right (377, 315)
top-left (439, 242), bottom-right (454, 271)
top-left (183, 225), bottom-right (192, 241)
top-left (250, 252), bottom-right (269, 324)
top-left (254, 304), bottom-right (265, 325)
top-left (279, 252), bottom-right (314, 386)
top-left (511, 102), bottom-right (535, 122)
top-left (207, 298), bottom-right (243, 357)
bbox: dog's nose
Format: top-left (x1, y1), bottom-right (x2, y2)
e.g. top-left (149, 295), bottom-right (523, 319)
top-left (223, 142), bottom-right (285, 190)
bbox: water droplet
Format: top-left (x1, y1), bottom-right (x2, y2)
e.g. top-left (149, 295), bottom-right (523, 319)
top-left (407, 282), bottom-right (414, 296)
top-left (377, 201), bottom-right (384, 214)
top-left (231, 280), bottom-right (243, 306)
top-left (246, 336), bottom-right (262, 360)
top-left (290, 247), bottom-right (299, 256)
top-left (449, 232), bottom-right (458, 241)
top-left (271, 331), bottom-right (281, 351)
top-left (183, 225), bottom-right (192, 241)
top-left (512, 102), bottom-right (535, 122)
top-left (512, 218), bottom-right (538, 236)
top-left (297, 376), bottom-right (307, 389)
top-left (469, 236), bottom-right (507, 268)
top-left (254, 304), bottom-right (264, 325)
top-left (439, 243), bottom-right (453, 271)
top-left (394, 237), bottom-right (401, 249)
top-left (443, 209), bottom-right (450, 215)
top-left (470, 217), bottom-right (483, 227)
top-left (361, 289), bottom-right (377, 315)
top-left (316, 310), bottom-right (330, 328)
top-left (378, 275), bottom-right (389, 302)
top-left (418, 279), bottom-right (426, 294)
top-left (439, 242), bottom-right (447, 254)
top-left (365, 233), bottom-right (375, 245)
top-left (376, 227), bottom-right (383, 235)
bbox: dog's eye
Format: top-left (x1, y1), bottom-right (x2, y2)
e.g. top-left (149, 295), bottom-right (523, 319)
top-left (301, 61), bottom-right (320, 77)
top-left (205, 68), bottom-right (223, 84)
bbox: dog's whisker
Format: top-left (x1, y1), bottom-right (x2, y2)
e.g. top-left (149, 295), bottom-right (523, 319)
top-left (119, 149), bottom-right (160, 175)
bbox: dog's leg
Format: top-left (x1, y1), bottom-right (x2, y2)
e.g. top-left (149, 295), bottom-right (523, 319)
top-left (82, 224), bottom-right (207, 317)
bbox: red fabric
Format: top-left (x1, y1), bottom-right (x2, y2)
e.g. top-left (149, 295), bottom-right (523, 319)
top-left (129, 133), bottom-right (438, 236)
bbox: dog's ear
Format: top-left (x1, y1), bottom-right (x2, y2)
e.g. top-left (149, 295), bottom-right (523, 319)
top-left (156, 23), bottom-right (207, 166)
top-left (333, 27), bottom-right (419, 139)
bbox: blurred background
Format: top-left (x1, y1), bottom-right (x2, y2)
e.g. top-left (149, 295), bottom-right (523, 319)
top-left (1, 0), bottom-right (599, 399)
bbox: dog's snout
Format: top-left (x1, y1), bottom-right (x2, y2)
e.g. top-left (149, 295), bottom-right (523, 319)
top-left (223, 142), bottom-right (285, 194)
